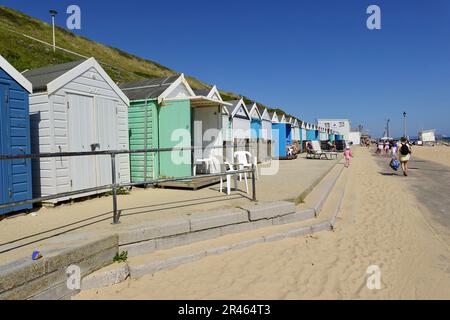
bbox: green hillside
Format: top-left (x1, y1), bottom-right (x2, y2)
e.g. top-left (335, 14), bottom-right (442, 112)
top-left (0, 5), bottom-right (291, 118)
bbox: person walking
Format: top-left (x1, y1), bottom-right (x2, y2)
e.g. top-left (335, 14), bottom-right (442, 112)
top-left (398, 137), bottom-right (412, 176)
top-left (344, 147), bottom-right (353, 168)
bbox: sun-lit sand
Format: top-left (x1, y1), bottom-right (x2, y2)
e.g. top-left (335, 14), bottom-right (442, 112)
top-left (412, 145), bottom-right (450, 168)
top-left (75, 147), bottom-right (450, 300)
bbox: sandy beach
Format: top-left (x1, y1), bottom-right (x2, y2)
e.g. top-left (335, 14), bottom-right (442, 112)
top-left (75, 147), bottom-right (450, 300)
top-left (411, 145), bottom-right (450, 169)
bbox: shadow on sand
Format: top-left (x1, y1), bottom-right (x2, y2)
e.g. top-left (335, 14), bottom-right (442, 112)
top-left (0, 190), bottom-right (251, 255)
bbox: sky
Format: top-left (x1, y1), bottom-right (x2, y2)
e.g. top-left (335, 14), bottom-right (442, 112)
top-left (2, 0), bottom-right (449, 137)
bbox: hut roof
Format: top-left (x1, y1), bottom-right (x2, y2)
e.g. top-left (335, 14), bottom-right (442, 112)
top-left (23, 60), bottom-right (85, 92)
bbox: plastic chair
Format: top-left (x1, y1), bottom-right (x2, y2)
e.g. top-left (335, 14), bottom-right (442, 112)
top-left (234, 151), bottom-right (258, 181)
top-left (219, 162), bottom-right (248, 195)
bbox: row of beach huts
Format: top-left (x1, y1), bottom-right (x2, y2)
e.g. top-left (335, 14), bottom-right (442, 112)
top-left (0, 55), bottom-right (344, 215)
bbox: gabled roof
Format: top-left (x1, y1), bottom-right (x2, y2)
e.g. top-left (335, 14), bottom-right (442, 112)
top-left (270, 111), bottom-right (279, 123)
top-left (23, 58), bottom-right (129, 104)
top-left (120, 73), bottom-right (195, 104)
top-left (248, 103), bottom-right (262, 121)
top-left (229, 99), bottom-right (250, 120)
top-left (0, 54), bottom-right (33, 93)
top-left (257, 106), bottom-right (271, 122)
top-left (193, 89), bottom-right (211, 97)
top-left (23, 60), bottom-right (85, 93)
top-left (192, 85), bottom-right (232, 108)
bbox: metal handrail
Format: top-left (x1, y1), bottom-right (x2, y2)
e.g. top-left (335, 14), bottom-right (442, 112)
top-left (0, 145), bottom-right (257, 224)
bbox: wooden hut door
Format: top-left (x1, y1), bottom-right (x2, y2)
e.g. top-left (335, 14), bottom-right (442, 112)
top-left (0, 83), bottom-right (9, 214)
top-left (67, 93), bottom-right (97, 191)
top-left (94, 97), bottom-right (118, 187)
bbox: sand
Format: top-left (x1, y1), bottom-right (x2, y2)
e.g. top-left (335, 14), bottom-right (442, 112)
top-left (411, 145), bottom-right (450, 168)
top-left (75, 147), bottom-right (450, 300)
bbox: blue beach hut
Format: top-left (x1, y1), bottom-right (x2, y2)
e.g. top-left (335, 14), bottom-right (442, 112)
top-left (0, 55), bottom-right (33, 215)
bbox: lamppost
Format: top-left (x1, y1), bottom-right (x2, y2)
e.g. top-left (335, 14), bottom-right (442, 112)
top-left (386, 118), bottom-right (390, 138)
top-left (49, 9), bottom-right (58, 52)
top-left (403, 112), bottom-right (407, 139)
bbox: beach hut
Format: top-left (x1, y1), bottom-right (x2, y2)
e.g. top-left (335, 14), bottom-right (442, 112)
top-left (0, 55), bottom-right (33, 215)
top-left (258, 106), bottom-right (273, 162)
top-left (248, 102), bottom-right (262, 162)
top-left (229, 99), bottom-right (251, 155)
top-left (306, 123), bottom-right (315, 141)
top-left (319, 127), bottom-right (328, 142)
top-left (191, 86), bottom-right (232, 173)
top-left (121, 77), bottom-right (231, 180)
top-left (24, 58), bottom-right (130, 203)
top-left (272, 113), bottom-right (292, 159)
top-left (290, 117), bottom-right (301, 153)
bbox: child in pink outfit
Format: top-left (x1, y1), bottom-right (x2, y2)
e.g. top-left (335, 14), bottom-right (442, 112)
top-left (344, 147), bottom-right (353, 168)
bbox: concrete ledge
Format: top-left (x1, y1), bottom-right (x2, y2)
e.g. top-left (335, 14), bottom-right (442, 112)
top-left (118, 219), bottom-right (190, 246)
top-left (189, 208), bottom-right (248, 232)
top-left (313, 166), bottom-right (344, 215)
top-left (272, 209), bottom-right (316, 226)
top-left (243, 201), bottom-right (296, 221)
top-left (129, 251), bottom-right (207, 279)
top-left (0, 235), bottom-right (118, 300)
top-left (81, 263), bottom-right (129, 291)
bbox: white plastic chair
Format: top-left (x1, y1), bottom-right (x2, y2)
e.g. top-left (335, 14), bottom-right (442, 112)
top-left (219, 162), bottom-right (248, 195)
top-left (234, 151), bottom-right (258, 181)
top-left (193, 157), bottom-right (219, 176)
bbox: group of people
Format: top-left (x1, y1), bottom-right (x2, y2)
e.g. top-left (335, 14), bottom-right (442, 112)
top-left (376, 138), bottom-right (412, 176)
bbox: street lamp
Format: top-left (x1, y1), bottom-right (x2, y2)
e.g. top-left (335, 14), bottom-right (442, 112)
top-left (386, 118), bottom-right (390, 138)
top-left (49, 9), bottom-right (58, 52)
top-left (403, 112), bottom-right (407, 139)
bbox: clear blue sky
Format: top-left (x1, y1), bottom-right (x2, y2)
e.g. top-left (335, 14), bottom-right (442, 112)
top-left (3, 0), bottom-right (450, 137)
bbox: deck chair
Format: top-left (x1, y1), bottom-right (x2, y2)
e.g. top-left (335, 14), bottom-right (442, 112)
top-left (311, 141), bottom-right (338, 160)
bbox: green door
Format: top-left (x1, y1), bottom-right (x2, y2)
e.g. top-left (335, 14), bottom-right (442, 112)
top-left (158, 100), bottom-right (191, 178)
top-left (128, 100), bottom-right (159, 182)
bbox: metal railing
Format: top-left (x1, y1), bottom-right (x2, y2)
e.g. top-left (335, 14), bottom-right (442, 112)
top-left (0, 145), bottom-right (257, 224)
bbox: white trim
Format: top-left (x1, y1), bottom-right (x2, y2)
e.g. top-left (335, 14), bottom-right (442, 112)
top-left (207, 85), bottom-right (223, 101)
top-left (259, 108), bottom-right (271, 122)
top-left (189, 96), bottom-right (232, 107)
top-left (230, 98), bottom-right (250, 120)
top-left (249, 103), bottom-right (262, 120)
top-left (158, 73), bottom-right (195, 104)
top-left (0, 54), bottom-right (33, 93)
top-left (271, 111), bottom-right (279, 123)
top-left (46, 57), bottom-right (129, 105)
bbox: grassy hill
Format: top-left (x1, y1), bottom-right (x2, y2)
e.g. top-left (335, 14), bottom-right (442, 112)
top-left (0, 5), bottom-right (291, 117)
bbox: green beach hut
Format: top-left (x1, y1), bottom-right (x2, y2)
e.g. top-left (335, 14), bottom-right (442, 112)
top-left (120, 74), bottom-right (196, 182)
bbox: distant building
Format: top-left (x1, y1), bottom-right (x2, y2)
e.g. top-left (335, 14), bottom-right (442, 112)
top-left (317, 119), bottom-right (351, 141)
top-left (349, 129), bottom-right (361, 145)
top-left (419, 129), bottom-right (436, 143)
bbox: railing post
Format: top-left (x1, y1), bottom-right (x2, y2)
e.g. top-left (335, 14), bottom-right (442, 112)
top-left (252, 164), bottom-right (256, 202)
top-left (111, 153), bottom-right (120, 224)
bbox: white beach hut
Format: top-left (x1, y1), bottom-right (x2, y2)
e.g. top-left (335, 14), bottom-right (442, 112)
top-left (248, 102), bottom-right (262, 161)
top-left (192, 86), bottom-right (232, 172)
top-left (24, 58), bottom-right (130, 203)
top-left (229, 99), bottom-right (251, 154)
top-left (258, 106), bottom-right (273, 162)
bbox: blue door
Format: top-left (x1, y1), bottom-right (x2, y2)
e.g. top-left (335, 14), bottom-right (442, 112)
top-left (0, 83), bottom-right (10, 215)
top-left (0, 81), bottom-right (32, 215)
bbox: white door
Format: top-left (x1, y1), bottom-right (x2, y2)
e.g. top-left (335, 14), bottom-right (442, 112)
top-left (68, 94), bottom-right (96, 191)
top-left (94, 97), bottom-right (118, 187)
